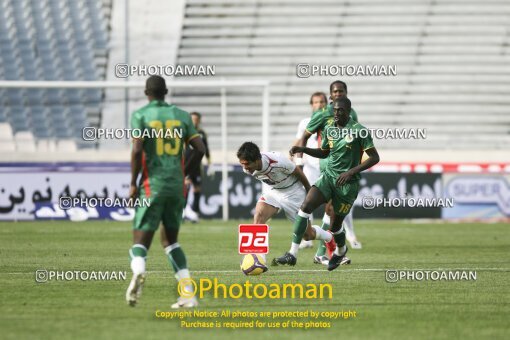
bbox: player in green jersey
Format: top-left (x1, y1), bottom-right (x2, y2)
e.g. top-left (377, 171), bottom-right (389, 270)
top-left (294, 81), bottom-right (362, 266)
top-left (278, 96), bottom-right (379, 271)
top-left (126, 75), bottom-right (206, 308)
top-left (307, 81), bottom-right (362, 254)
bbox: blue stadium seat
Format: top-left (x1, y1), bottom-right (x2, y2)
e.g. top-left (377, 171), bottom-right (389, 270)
top-left (0, 0), bottom-right (111, 149)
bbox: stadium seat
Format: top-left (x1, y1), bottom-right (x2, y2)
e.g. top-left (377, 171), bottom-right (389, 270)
top-left (57, 139), bottom-right (77, 152)
top-left (0, 122), bottom-right (14, 141)
top-left (35, 139), bottom-right (55, 153)
top-left (0, 0), bottom-right (111, 150)
top-left (168, 0), bottom-right (510, 150)
top-left (14, 131), bottom-right (36, 152)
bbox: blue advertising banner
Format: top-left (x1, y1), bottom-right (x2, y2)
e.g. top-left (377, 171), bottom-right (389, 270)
top-left (442, 174), bottom-right (510, 219)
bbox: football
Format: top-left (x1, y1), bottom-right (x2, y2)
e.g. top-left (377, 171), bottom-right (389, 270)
top-left (240, 254), bottom-right (268, 276)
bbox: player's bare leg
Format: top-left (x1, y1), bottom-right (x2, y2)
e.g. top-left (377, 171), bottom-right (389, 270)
top-left (126, 230), bottom-right (154, 306)
top-left (254, 200), bottom-right (317, 248)
top-left (328, 214), bottom-right (351, 271)
top-left (253, 201), bottom-right (279, 224)
top-left (160, 225), bottom-right (198, 308)
top-left (272, 187), bottom-right (334, 266)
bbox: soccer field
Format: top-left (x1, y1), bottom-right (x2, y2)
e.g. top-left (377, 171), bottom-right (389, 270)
top-left (1, 220), bottom-right (509, 340)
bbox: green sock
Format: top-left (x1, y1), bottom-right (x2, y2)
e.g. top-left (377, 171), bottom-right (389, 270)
top-left (333, 230), bottom-right (346, 247)
top-left (165, 243), bottom-right (188, 272)
top-left (292, 215), bottom-right (309, 244)
top-left (315, 222), bottom-right (330, 256)
top-left (129, 244), bottom-right (147, 260)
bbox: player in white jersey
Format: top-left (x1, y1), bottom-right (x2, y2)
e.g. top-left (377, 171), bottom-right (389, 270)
top-left (237, 142), bottom-right (336, 263)
top-left (294, 92), bottom-right (327, 249)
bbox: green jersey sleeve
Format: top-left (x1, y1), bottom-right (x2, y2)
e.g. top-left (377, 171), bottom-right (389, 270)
top-left (130, 110), bottom-right (144, 130)
top-left (305, 107), bottom-right (327, 134)
top-left (350, 108), bottom-right (359, 123)
top-left (182, 111), bottom-right (199, 142)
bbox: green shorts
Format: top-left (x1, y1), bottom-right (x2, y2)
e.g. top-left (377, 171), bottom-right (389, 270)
top-left (314, 173), bottom-right (359, 217)
top-left (133, 192), bottom-right (185, 232)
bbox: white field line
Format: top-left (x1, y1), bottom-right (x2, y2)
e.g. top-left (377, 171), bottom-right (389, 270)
top-left (4, 268), bottom-right (509, 275)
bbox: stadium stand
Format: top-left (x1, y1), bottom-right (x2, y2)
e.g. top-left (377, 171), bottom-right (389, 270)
top-left (171, 0), bottom-right (510, 151)
top-left (0, 0), bottom-right (112, 150)
top-left (1, 0), bottom-right (509, 154)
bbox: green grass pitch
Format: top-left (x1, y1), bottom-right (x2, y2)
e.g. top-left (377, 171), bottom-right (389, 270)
top-left (0, 220), bottom-right (509, 340)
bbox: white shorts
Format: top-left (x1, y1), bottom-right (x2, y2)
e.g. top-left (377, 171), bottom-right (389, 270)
top-left (303, 165), bottom-right (320, 186)
top-left (258, 183), bottom-right (306, 222)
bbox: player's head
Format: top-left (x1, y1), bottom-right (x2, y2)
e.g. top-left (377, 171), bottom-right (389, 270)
top-left (144, 75), bottom-right (168, 100)
top-left (332, 97), bottom-right (351, 127)
top-left (329, 80), bottom-right (348, 101)
top-left (309, 92), bottom-right (327, 112)
top-left (190, 112), bottom-right (201, 128)
top-left (237, 142), bottom-right (262, 174)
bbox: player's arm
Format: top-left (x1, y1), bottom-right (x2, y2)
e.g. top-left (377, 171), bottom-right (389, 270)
top-left (129, 138), bottom-right (144, 200)
top-left (293, 130), bottom-right (313, 164)
top-left (336, 147), bottom-right (380, 186)
top-left (184, 136), bottom-right (206, 175)
top-left (290, 145), bottom-right (330, 159)
top-left (293, 113), bottom-right (321, 161)
top-left (292, 165), bottom-right (311, 192)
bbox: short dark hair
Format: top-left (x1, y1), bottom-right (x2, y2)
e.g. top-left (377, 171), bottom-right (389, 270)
top-left (237, 142), bottom-right (261, 162)
top-left (145, 75), bottom-right (168, 99)
top-left (309, 92), bottom-right (327, 105)
top-left (190, 111), bottom-right (201, 119)
top-left (333, 96), bottom-right (351, 111)
top-left (329, 80), bottom-right (347, 93)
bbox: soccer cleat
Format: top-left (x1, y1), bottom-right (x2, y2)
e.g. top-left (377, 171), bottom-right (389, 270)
top-left (328, 247), bottom-right (349, 271)
top-left (340, 256), bottom-right (351, 265)
top-left (183, 205), bottom-right (199, 223)
top-left (271, 252), bottom-right (297, 266)
top-left (325, 232), bottom-right (337, 258)
top-left (349, 240), bottom-right (362, 249)
top-left (171, 296), bottom-right (198, 309)
top-left (126, 273), bottom-right (145, 306)
top-left (313, 255), bottom-right (329, 266)
top-left (299, 239), bottom-right (313, 249)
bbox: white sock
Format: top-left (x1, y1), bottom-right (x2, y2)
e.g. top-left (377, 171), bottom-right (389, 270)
top-left (130, 257), bottom-right (146, 275)
top-left (312, 225), bottom-right (332, 241)
top-left (343, 211), bottom-right (356, 242)
top-left (289, 242), bottom-right (300, 256)
top-left (175, 269), bottom-right (193, 294)
top-left (334, 245), bottom-right (347, 256)
top-left (322, 214), bottom-right (331, 225)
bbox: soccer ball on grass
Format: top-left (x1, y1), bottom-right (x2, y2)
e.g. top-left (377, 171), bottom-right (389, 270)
top-left (240, 254), bottom-right (268, 276)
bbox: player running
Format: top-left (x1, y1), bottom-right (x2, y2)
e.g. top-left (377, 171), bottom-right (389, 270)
top-left (294, 92), bottom-right (328, 249)
top-left (295, 81), bottom-right (363, 267)
top-left (276, 96), bottom-right (380, 271)
top-left (237, 142), bottom-right (336, 256)
top-left (126, 75), bottom-right (206, 308)
top-left (183, 111), bottom-right (212, 223)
